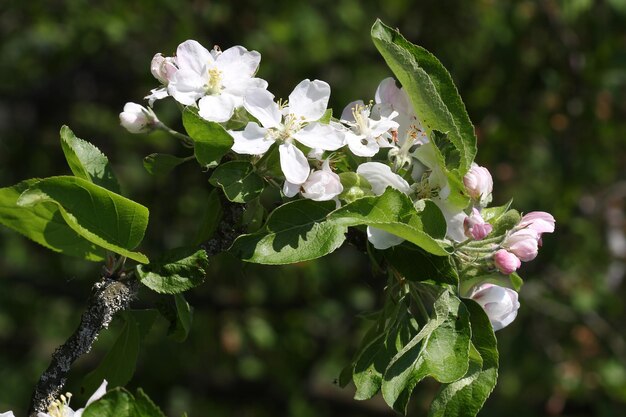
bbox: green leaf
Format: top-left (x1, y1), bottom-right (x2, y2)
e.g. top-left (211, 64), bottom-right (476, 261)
top-left (242, 197), bottom-right (266, 233)
top-left (182, 108), bottom-right (233, 168)
top-left (353, 301), bottom-right (418, 400)
top-left (60, 125), bottom-right (120, 193)
top-left (193, 189), bottom-right (223, 245)
top-left (481, 199), bottom-right (513, 223)
top-left (135, 389), bottom-right (166, 417)
top-left (509, 272), bottom-right (524, 291)
top-left (209, 160), bottom-right (265, 203)
top-left (381, 290), bottom-right (471, 413)
top-left (143, 153), bottom-right (189, 177)
top-left (329, 188), bottom-right (450, 255)
top-left (371, 19), bottom-right (477, 174)
top-left (83, 388), bottom-right (137, 417)
top-left (230, 199), bottom-right (347, 265)
top-left (0, 179), bottom-right (106, 261)
top-left (385, 243), bottom-right (458, 286)
top-left (319, 108), bottom-right (333, 124)
top-left (84, 314), bottom-right (141, 394)
top-left (171, 294), bottom-right (193, 342)
top-left (428, 300), bottom-right (499, 417)
top-left (16, 176), bottom-right (149, 263)
top-left (136, 248), bottom-right (209, 294)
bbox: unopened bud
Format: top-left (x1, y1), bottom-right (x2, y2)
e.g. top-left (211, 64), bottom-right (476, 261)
top-left (468, 283), bottom-right (520, 331)
top-left (493, 249), bottom-right (521, 274)
top-left (463, 163), bottom-right (493, 206)
top-left (463, 208), bottom-right (493, 240)
top-left (119, 102), bottom-right (159, 134)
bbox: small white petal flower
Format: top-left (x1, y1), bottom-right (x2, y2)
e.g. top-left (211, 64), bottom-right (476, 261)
top-left (167, 40), bottom-right (267, 122)
top-left (233, 80), bottom-right (344, 185)
top-left (0, 412), bottom-right (15, 417)
top-left (119, 102), bottom-right (159, 134)
top-left (340, 100), bottom-right (398, 157)
top-left (37, 380), bottom-right (107, 417)
top-left (283, 180), bottom-right (301, 198)
top-left (150, 53), bottom-right (178, 85)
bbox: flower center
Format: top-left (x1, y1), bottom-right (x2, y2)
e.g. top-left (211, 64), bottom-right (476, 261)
top-left (47, 393), bottom-right (72, 417)
top-left (267, 113), bottom-right (304, 144)
top-left (206, 67), bottom-right (223, 95)
top-left (351, 103), bottom-right (372, 135)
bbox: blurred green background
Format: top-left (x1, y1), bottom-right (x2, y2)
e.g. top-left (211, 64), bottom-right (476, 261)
top-left (1, 0), bottom-right (626, 416)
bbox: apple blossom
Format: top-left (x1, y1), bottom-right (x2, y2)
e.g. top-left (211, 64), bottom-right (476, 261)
top-left (464, 208), bottom-right (493, 240)
top-left (0, 412), bottom-right (15, 417)
top-left (463, 163), bottom-right (493, 207)
top-left (300, 160), bottom-right (343, 201)
top-left (145, 53), bottom-right (179, 106)
top-left (468, 283), bottom-right (520, 331)
top-left (119, 102), bottom-right (160, 134)
top-left (37, 380), bottom-right (107, 417)
top-left (518, 211), bottom-right (555, 241)
top-left (502, 228), bottom-right (540, 262)
top-left (230, 80), bottom-right (344, 185)
top-left (339, 100), bottom-right (399, 157)
top-left (493, 249), bottom-right (521, 274)
top-left (167, 40), bottom-right (268, 122)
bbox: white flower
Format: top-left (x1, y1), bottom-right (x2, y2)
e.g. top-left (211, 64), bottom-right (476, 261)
top-left (356, 162), bottom-right (410, 249)
top-left (468, 283), bottom-right (520, 331)
top-left (119, 102), bottom-right (160, 134)
top-left (375, 77), bottom-right (428, 146)
top-left (167, 40), bottom-right (268, 122)
top-left (37, 380), bottom-right (107, 417)
top-left (230, 79), bottom-right (344, 185)
top-left (340, 100), bottom-right (398, 157)
top-left (0, 412), bottom-right (15, 417)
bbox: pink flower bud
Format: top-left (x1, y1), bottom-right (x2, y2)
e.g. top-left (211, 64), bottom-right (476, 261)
top-left (493, 249), bottom-right (521, 274)
top-left (119, 102), bottom-right (159, 134)
top-left (468, 283), bottom-right (520, 331)
top-left (150, 53), bottom-right (178, 85)
top-left (301, 160), bottom-right (343, 201)
top-left (519, 211), bottom-right (555, 237)
top-left (463, 208), bottom-right (493, 240)
top-left (463, 163), bottom-right (493, 206)
top-left (503, 229), bottom-right (539, 262)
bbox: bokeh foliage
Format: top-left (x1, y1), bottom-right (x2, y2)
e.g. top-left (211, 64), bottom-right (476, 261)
top-left (1, 0), bottom-right (626, 416)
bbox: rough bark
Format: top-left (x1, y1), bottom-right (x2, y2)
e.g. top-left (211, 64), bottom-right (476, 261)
top-left (28, 278), bottom-right (137, 416)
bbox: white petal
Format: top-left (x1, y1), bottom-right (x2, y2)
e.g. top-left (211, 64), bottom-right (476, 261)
top-left (367, 226), bottom-right (405, 249)
top-left (370, 117), bottom-right (399, 137)
top-left (279, 143), bottom-right (310, 184)
top-left (85, 379), bottom-right (108, 407)
top-left (243, 88), bottom-right (281, 128)
top-left (293, 122), bottom-right (344, 151)
top-left (432, 198), bottom-right (467, 242)
top-left (176, 40), bottom-right (213, 75)
top-left (217, 46), bottom-right (262, 85)
top-left (144, 87), bottom-right (169, 107)
top-left (225, 77), bottom-right (269, 96)
top-left (375, 77), bottom-right (399, 104)
top-left (412, 142), bottom-right (440, 170)
top-left (283, 180), bottom-right (301, 198)
top-left (168, 69), bottom-right (206, 105)
top-left (288, 79), bottom-right (330, 121)
top-left (345, 132), bottom-right (379, 157)
top-left (230, 122), bottom-right (272, 155)
top-left (340, 100), bottom-right (364, 122)
top-left (198, 93), bottom-right (239, 123)
top-left (356, 162), bottom-right (410, 195)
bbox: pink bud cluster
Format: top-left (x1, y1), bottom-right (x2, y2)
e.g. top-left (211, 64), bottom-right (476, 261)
top-left (494, 211), bottom-right (555, 274)
top-left (463, 208), bottom-right (493, 241)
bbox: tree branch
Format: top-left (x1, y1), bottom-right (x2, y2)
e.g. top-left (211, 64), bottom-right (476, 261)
top-left (27, 197), bottom-right (244, 416)
top-left (28, 278), bottom-right (137, 417)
